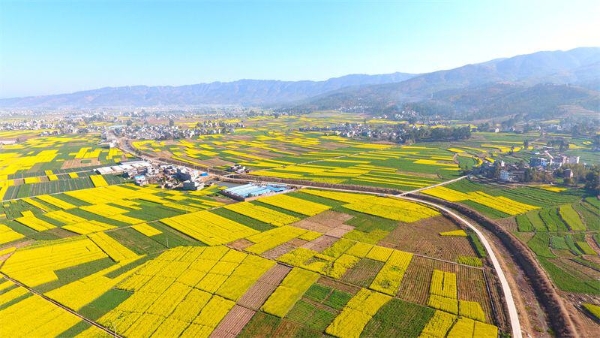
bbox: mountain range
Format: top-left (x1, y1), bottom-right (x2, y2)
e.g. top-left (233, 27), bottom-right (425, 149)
top-left (1, 47), bottom-right (599, 119)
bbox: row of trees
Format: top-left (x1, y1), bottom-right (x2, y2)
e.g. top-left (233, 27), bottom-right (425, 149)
top-left (402, 126), bottom-right (471, 143)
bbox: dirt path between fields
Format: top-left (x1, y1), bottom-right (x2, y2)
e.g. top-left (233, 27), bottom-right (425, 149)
top-left (0, 271), bottom-right (121, 337)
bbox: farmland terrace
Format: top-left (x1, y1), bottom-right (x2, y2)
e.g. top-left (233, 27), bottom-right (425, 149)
top-left (0, 121), bottom-right (598, 338)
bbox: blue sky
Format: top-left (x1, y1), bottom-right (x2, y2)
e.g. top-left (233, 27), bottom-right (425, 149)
top-left (0, 0), bottom-right (598, 98)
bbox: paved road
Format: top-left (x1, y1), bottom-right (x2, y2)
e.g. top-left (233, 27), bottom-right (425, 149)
top-left (120, 140), bottom-right (522, 336)
top-left (292, 182), bottom-right (522, 337)
top-left (401, 196), bottom-right (522, 338)
top-left (396, 175), bottom-right (467, 196)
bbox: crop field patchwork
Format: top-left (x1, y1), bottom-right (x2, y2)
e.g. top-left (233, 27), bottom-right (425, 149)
top-left (0, 177), bottom-right (505, 337)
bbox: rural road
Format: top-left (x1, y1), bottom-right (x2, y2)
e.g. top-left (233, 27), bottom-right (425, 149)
top-left (396, 175), bottom-right (466, 196)
top-left (295, 183), bottom-right (522, 338)
top-left (121, 140), bottom-right (522, 336)
top-left (401, 196), bottom-right (522, 338)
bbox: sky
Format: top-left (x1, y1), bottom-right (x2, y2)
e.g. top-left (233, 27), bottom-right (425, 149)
top-left (0, 0), bottom-right (598, 98)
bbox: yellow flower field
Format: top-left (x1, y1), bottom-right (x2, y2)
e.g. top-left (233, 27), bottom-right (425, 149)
top-left (14, 211), bottom-right (56, 231)
top-left (326, 288), bottom-right (392, 338)
top-left (422, 186), bottom-right (539, 215)
top-left (245, 226), bottom-right (314, 254)
top-left (430, 270), bottom-right (457, 299)
top-left (466, 191), bottom-right (538, 215)
top-left (132, 223), bottom-right (162, 236)
top-left (45, 210), bottom-right (87, 224)
top-left (302, 189), bottom-right (372, 204)
top-left (439, 230), bottom-right (467, 237)
top-left (366, 245), bottom-right (394, 262)
top-left (343, 196), bottom-right (439, 222)
top-left (259, 194), bottom-right (330, 216)
top-left (100, 246), bottom-right (272, 338)
top-left (81, 204), bottom-right (144, 224)
top-left (1, 237), bottom-right (108, 287)
top-left (161, 210), bottom-right (258, 245)
top-left (90, 174), bottom-right (109, 187)
top-left (22, 197), bottom-right (50, 211)
top-left (45, 258), bottom-right (142, 310)
top-left (459, 300), bottom-right (486, 322)
top-left (88, 232), bottom-right (139, 262)
top-left (427, 294), bottom-right (458, 314)
top-left (447, 317), bottom-right (475, 337)
top-left (262, 268), bottom-right (320, 317)
top-left (0, 291), bottom-right (82, 336)
top-left (419, 310), bottom-right (456, 338)
top-left (370, 250), bottom-right (413, 295)
top-left (224, 202), bottom-right (300, 226)
top-left (422, 186), bottom-right (469, 202)
top-left (0, 223), bottom-right (25, 245)
top-left (62, 220), bottom-right (117, 235)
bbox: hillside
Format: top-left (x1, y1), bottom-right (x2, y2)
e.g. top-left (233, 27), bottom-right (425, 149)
top-left (1, 47), bottom-right (598, 118)
top-left (0, 73), bottom-right (414, 108)
top-left (295, 47), bottom-right (600, 118)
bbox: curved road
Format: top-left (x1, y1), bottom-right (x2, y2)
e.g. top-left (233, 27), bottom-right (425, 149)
top-left (401, 196), bottom-right (522, 338)
top-left (120, 139), bottom-right (522, 336)
top-left (293, 183), bottom-right (522, 337)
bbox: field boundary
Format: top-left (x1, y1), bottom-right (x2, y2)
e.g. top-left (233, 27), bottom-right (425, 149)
top-left (412, 193), bottom-right (579, 338)
top-left (0, 271), bottom-right (121, 337)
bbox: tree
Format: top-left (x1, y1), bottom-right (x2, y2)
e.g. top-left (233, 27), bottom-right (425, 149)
top-left (169, 119), bottom-right (175, 127)
top-left (523, 140), bottom-right (529, 150)
top-left (585, 168), bottom-right (600, 195)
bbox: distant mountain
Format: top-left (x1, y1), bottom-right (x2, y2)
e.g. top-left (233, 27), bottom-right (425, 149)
top-left (1, 47), bottom-right (598, 118)
top-left (295, 47), bottom-right (600, 118)
top-left (0, 73), bottom-right (415, 108)
top-left (402, 83), bottom-right (600, 119)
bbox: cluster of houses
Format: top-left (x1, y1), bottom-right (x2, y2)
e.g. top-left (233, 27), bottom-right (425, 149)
top-left (226, 164), bottom-right (249, 174)
top-left (112, 121), bottom-right (244, 141)
top-left (476, 152), bottom-right (582, 183)
top-left (95, 160), bottom-right (211, 190)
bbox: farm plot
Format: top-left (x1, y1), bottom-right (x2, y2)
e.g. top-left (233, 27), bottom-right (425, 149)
top-left (261, 267), bottom-right (320, 317)
top-left (259, 194), bottom-right (331, 216)
top-left (1, 141), bottom-right (512, 338)
top-left (361, 298), bottom-right (434, 338)
top-left (343, 196), bottom-right (439, 222)
top-left (224, 202), bottom-right (300, 226)
top-left (379, 216), bottom-right (478, 261)
top-left (161, 210), bottom-right (259, 245)
top-left (0, 289), bottom-right (88, 337)
top-left (101, 246), bottom-right (275, 337)
top-left (422, 186), bottom-right (539, 216)
top-left (325, 288), bottom-right (392, 338)
top-left (0, 223), bottom-right (25, 245)
top-left (0, 236), bottom-right (109, 287)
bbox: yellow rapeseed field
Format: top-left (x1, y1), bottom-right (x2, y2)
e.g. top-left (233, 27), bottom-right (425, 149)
top-left (262, 268), bottom-right (320, 317)
top-left (343, 196), bottom-right (439, 222)
top-left (0, 223), bottom-right (25, 245)
top-left (1, 237), bottom-right (108, 287)
top-left (326, 288), bottom-right (392, 338)
top-left (161, 210), bottom-right (258, 245)
top-left (370, 250), bottom-right (413, 295)
top-left (224, 202), bottom-right (299, 226)
top-left (419, 310), bottom-right (456, 338)
top-left (0, 291), bottom-right (82, 336)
